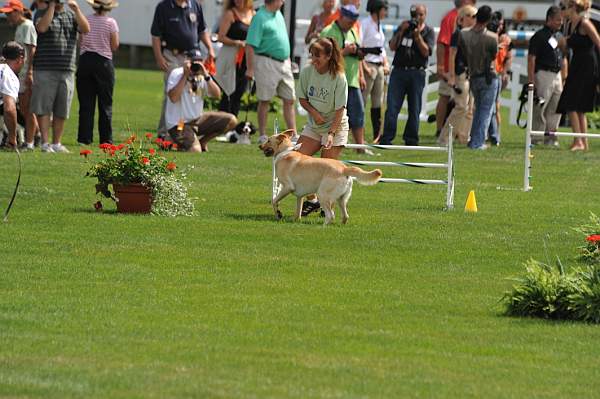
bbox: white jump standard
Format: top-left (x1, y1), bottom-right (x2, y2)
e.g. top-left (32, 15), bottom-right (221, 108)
top-left (523, 84), bottom-right (600, 191)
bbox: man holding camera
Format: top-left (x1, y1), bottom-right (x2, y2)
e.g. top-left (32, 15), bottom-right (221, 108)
top-left (321, 4), bottom-right (371, 153)
top-left (527, 5), bottom-right (567, 146)
top-left (165, 50), bottom-right (237, 153)
top-left (32, 0), bottom-right (89, 153)
top-left (380, 4), bottom-right (434, 146)
top-left (458, 5), bottom-right (497, 150)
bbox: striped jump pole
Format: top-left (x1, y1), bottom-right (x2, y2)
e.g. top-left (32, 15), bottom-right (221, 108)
top-left (272, 118), bottom-right (280, 197)
top-left (524, 86), bottom-right (600, 191)
top-left (272, 126), bottom-right (456, 210)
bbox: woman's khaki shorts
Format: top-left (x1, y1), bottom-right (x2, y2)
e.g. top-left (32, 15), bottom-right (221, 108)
top-left (300, 118), bottom-right (349, 147)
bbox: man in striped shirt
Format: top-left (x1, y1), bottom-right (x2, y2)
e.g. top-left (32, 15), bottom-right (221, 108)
top-left (31, 0), bottom-right (89, 153)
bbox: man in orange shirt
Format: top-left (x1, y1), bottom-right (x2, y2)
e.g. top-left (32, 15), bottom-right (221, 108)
top-left (435, 0), bottom-right (476, 138)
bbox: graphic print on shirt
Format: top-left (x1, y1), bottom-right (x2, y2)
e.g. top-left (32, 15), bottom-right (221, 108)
top-left (308, 85), bottom-right (329, 104)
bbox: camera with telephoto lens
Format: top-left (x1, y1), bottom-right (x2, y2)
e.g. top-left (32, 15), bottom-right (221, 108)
top-left (44, 0), bottom-right (63, 3)
top-left (407, 5), bottom-right (418, 31)
top-left (190, 62), bottom-right (202, 74)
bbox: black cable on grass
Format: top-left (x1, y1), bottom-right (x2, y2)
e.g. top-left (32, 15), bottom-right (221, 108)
top-left (3, 148), bottom-right (21, 222)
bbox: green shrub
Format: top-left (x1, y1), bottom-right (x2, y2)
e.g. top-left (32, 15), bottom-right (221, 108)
top-left (503, 259), bottom-right (578, 320)
top-left (568, 265), bottom-right (600, 323)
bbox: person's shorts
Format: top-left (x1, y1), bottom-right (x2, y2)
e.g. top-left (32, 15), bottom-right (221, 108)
top-left (31, 70), bottom-right (75, 119)
top-left (254, 55), bottom-right (296, 102)
top-left (438, 78), bottom-right (453, 97)
top-left (300, 114), bottom-right (349, 147)
top-left (346, 87), bottom-right (364, 129)
top-left (168, 111), bottom-right (236, 151)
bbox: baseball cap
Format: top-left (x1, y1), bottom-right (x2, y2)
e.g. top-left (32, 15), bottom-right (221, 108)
top-left (340, 4), bottom-right (360, 20)
top-left (186, 49), bottom-right (203, 61)
top-left (0, 0), bottom-right (24, 13)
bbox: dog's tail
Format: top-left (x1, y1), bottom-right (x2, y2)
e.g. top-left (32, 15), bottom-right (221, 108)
top-left (343, 167), bottom-right (382, 186)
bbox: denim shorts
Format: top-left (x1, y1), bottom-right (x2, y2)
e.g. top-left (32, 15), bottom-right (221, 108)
top-left (346, 87), bottom-right (365, 129)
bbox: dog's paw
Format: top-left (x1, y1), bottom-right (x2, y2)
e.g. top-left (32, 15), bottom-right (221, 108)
top-left (276, 210), bottom-right (283, 220)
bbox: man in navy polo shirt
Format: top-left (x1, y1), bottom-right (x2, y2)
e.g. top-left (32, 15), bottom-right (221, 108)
top-left (151, 0), bottom-right (215, 136)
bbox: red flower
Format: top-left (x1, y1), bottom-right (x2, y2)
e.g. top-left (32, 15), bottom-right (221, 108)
top-left (586, 234), bottom-right (600, 243)
top-left (162, 140), bottom-right (172, 149)
top-left (154, 138), bottom-right (163, 144)
top-left (166, 162), bottom-right (177, 171)
top-left (80, 149), bottom-right (92, 157)
top-left (149, 148), bottom-right (156, 155)
top-left (99, 143), bottom-right (111, 149)
top-left (117, 144), bottom-right (125, 150)
top-left (110, 144), bottom-right (118, 151)
top-left (172, 143), bottom-right (178, 150)
top-left (145, 133), bottom-right (153, 139)
top-left (142, 157), bottom-right (150, 165)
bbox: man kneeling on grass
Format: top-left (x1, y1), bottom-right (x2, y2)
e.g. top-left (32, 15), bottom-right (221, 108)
top-left (166, 49), bottom-right (237, 152)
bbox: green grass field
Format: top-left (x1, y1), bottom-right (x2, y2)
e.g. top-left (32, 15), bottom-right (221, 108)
top-left (2, 69), bottom-right (600, 398)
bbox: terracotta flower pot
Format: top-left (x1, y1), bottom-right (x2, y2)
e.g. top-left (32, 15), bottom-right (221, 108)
top-left (112, 183), bottom-right (152, 214)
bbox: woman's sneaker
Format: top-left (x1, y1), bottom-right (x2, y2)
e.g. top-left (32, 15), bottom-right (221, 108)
top-left (41, 143), bottom-right (54, 153)
top-left (51, 143), bottom-right (70, 153)
top-left (301, 200), bottom-right (321, 217)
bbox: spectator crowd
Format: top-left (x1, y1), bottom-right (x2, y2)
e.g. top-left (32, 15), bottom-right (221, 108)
top-left (1, 0), bottom-right (599, 154)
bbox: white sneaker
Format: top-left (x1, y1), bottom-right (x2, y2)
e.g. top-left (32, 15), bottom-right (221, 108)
top-left (51, 143), bottom-right (70, 153)
top-left (257, 135), bottom-right (268, 145)
top-left (238, 134), bottom-right (251, 145)
top-left (41, 143), bottom-right (54, 153)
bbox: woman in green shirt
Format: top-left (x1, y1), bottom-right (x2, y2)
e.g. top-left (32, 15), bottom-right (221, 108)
top-left (297, 37), bottom-right (349, 216)
top-left (298, 37), bottom-right (349, 160)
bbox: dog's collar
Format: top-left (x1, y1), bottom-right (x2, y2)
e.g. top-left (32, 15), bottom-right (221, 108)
top-left (274, 143), bottom-right (302, 163)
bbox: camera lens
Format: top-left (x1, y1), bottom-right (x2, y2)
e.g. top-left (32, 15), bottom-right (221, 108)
top-left (190, 63), bottom-right (201, 73)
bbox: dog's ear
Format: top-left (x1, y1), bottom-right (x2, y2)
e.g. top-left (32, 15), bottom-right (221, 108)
top-left (280, 129), bottom-right (295, 139)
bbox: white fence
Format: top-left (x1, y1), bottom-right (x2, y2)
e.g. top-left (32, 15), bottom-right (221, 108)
top-left (523, 85), bottom-right (600, 191)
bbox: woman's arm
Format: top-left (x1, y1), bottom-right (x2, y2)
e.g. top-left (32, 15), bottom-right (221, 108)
top-left (110, 31), bottom-right (119, 52)
top-left (218, 10), bottom-right (243, 47)
top-left (299, 98), bottom-right (326, 125)
top-left (305, 15), bottom-right (318, 44)
top-left (582, 18), bottom-right (600, 52)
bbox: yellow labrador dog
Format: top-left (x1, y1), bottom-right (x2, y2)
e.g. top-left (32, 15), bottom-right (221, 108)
top-left (259, 129), bottom-right (382, 225)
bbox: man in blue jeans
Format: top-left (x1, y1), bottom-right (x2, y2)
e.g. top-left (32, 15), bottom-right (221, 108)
top-left (380, 4), bottom-right (434, 146)
top-left (458, 5), bottom-right (498, 150)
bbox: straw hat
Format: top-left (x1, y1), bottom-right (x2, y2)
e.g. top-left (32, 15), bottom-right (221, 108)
top-left (86, 0), bottom-right (118, 9)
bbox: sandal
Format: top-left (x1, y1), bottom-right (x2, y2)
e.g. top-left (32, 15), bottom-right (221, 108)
top-left (301, 200), bottom-right (321, 217)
